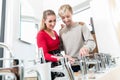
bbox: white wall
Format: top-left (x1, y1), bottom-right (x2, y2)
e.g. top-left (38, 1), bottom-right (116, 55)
top-left (5, 0), bottom-right (120, 60)
top-left (25, 0), bottom-right (88, 22)
top-left (25, 0), bottom-right (43, 20)
top-left (6, 0), bottom-right (120, 59)
top-left (4, 0), bottom-right (36, 68)
top-left (90, 0), bottom-right (120, 57)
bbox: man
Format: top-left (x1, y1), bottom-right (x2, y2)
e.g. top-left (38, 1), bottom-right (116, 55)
top-left (58, 4), bottom-right (96, 72)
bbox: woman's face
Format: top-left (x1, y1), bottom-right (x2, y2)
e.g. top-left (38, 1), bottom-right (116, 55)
top-left (44, 15), bottom-right (56, 30)
top-left (60, 10), bottom-right (72, 26)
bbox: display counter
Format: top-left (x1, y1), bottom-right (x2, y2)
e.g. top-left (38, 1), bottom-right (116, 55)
top-left (75, 63), bottom-right (120, 80)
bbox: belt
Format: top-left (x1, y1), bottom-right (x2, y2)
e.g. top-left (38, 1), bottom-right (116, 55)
top-left (49, 49), bottom-right (61, 56)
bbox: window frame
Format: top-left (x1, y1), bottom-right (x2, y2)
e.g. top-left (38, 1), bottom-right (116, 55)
top-left (19, 16), bottom-right (39, 44)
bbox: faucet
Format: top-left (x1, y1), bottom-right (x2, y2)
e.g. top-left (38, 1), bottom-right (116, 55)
top-left (36, 48), bottom-right (46, 63)
top-left (0, 42), bottom-right (13, 58)
top-left (27, 69), bottom-right (41, 80)
top-left (94, 53), bottom-right (112, 72)
top-left (79, 56), bottom-right (88, 76)
top-left (57, 57), bottom-right (75, 80)
top-left (94, 53), bottom-right (101, 72)
top-left (0, 42), bottom-right (24, 80)
top-left (104, 53), bottom-right (112, 67)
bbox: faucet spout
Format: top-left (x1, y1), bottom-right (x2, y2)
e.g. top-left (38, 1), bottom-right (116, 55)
top-left (0, 42), bottom-right (13, 58)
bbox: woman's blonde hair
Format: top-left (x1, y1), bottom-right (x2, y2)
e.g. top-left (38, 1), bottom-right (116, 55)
top-left (40, 10), bottom-right (56, 30)
top-left (58, 4), bottom-right (73, 17)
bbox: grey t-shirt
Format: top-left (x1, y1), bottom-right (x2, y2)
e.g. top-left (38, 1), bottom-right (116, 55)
top-left (59, 22), bottom-right (96, 58)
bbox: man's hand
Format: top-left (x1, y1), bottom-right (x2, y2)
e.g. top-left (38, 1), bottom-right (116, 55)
top-left (79, 47), bottom-right (89, 56)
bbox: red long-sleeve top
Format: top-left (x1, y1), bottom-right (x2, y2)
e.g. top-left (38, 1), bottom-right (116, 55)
top-left (36, 30), bottom-right (60, 62)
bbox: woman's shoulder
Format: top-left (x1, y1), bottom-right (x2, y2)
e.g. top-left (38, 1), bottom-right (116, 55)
top-left (38, 30), bottom-right (45, 33)
top-left (37, 30), bottom-right (46, 36)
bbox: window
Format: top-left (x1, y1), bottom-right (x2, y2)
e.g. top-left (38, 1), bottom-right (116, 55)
top-left (19, 17), bottom-right (38, 44)
top-left (73, 8), bottom-right (93, 32)
top-left (20, 0), bottom-right (38, 44)
top-left (0, 0), bottom-right (2, 37)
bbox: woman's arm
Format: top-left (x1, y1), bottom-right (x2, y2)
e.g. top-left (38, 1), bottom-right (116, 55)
top-left (37, 32), bottom-right (58, 62)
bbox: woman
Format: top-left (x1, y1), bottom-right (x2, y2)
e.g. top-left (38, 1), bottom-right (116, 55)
top-left (36, 9), bottom-right (74, 80)
top-left (37, 10), bottom-right (62, 63)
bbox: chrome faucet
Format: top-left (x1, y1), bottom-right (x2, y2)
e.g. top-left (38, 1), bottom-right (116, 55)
top-left (94, 53), bottom-right (101, 72)
top-left (36, 48), bottom-right (46, 63)
top-left (104, 53), bottom-right (112, 67)
top-left (27, 69), bottom-right (41, 80)
top-left (59, 57), bottom-right (75, 80)
top-left (0, 42), bottom-right (13, 58)
top-left (79, 56), bottom-right (88, 76)
top-left (0, 42), bottom-right (24, 80)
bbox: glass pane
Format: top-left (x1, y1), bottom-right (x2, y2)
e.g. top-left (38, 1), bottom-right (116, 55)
top-left (20, 21), bottom-right (38, 44)
top-left (73, 8), bottom-right (93, 31)
top-left (0, 0), bottom-right (2, 35)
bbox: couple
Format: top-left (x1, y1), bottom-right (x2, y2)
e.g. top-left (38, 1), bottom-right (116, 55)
top-left (36, 4), bottom-right (96, 80)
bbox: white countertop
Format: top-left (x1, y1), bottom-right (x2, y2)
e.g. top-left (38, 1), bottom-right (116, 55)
top-left (74, 62), bottom-right (120, 80)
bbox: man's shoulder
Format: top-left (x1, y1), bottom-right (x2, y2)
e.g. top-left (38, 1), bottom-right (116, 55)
top-left (79, 22), bottom-right (85, 26)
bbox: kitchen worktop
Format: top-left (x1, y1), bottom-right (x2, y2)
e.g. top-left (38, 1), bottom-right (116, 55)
top-left (74, 61), bottom-right (120, 80)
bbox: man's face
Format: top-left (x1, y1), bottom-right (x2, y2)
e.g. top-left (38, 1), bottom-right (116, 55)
top-left (60, 11), bottom-right (72, 26)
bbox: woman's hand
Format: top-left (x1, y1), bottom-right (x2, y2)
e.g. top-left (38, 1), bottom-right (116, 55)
top-left (51, 56), bottom-right (63, 61)
top-left (56, 56), bottom-right (63, 61)
top-left (61, 24), bottom-right (65, 28)
top-left (64, 55), bottom-right (75, 64)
